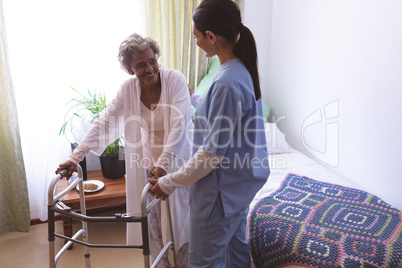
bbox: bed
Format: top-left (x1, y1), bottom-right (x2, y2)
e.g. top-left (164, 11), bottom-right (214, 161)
top-left (247, 123), bottom-right (402, 268)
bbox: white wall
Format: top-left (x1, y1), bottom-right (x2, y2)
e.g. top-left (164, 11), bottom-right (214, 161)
top-left (244, 0), bottom-right (402, 210)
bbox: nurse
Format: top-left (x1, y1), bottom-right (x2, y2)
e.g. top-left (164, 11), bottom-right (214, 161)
top-left (148, 0), bottom-right (270, 267)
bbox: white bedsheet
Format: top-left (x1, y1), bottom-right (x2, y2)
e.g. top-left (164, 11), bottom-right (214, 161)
top-left (249, 147), bottom-right (358, 211)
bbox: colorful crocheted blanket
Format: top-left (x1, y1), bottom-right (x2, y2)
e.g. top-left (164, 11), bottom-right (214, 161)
top-left (249, 173), bottom-right (402, 268)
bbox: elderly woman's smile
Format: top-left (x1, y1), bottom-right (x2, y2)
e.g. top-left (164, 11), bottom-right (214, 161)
top-left (130, 47), bottom-right (161, 88)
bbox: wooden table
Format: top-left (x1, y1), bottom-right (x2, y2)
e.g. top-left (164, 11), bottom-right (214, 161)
top-left (55, 170), bottom-right (126, 243)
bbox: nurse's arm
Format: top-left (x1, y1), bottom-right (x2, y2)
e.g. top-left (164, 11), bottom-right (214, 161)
top-left (154, 149), bottom-right (223, 195)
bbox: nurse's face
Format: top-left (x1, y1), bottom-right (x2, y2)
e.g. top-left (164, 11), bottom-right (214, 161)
top-left (130, 47), bottom-right (160, 88)
top-left (192, 21), bottom-right (216, 58)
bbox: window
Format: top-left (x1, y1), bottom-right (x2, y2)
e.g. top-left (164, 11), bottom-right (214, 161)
top-left (3, 0), bottom-right (145, 220)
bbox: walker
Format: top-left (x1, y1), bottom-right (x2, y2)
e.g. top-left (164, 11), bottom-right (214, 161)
top-left (47, 165), bottom-right (176, 267)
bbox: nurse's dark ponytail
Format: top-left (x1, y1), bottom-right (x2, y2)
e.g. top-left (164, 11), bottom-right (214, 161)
top-left (235, 24), bottom-right (261, 100)
top-left (193, 0), bottom-right (261, 101)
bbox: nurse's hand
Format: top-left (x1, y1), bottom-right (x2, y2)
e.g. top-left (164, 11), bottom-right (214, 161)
top-left (188, 84), bottom-right (195, 96)
top-left (148, 179), bottom-right (169, 201)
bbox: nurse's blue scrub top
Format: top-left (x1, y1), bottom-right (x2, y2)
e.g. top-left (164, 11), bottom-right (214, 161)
top-left (189, 59), bottom-right (270, 219)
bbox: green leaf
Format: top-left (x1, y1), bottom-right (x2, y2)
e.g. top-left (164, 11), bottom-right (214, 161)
top-left (59, 86), bottom-right (123, 156)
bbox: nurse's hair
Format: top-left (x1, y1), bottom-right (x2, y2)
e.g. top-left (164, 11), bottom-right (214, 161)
top-left (192, 0), bottom-right (261, 100)
top-left (118, 33), bottom-right (161, 75)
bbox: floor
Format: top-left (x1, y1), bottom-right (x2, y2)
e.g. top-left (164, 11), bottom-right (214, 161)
top-left (0, 210), bottom-right (145, 268)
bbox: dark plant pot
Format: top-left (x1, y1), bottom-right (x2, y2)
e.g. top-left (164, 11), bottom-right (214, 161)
top-left (99, 150), bottom-right (125, 179)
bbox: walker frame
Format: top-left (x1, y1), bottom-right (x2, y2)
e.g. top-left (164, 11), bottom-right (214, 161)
top-left (48, 165), bottom-right (177, 267)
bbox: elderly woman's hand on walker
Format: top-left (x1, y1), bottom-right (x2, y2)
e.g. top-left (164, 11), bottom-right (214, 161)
top-left (56, 160), bottom-right (77, 178)
top-left (148, 180), bottom-right (169, 200)
top-left (148, 167), bottom-right (169, 200)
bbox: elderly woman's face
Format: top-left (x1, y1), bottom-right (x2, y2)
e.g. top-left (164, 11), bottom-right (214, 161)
top-left (130, 47), bottom-right (160, 87)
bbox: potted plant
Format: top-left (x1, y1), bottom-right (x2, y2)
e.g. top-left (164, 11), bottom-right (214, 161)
top-left (59, 86), bottom-right (125, 179)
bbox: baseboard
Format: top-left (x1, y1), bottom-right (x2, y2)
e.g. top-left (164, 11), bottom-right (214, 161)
top-left (30, 215), bottom-right (62, 225)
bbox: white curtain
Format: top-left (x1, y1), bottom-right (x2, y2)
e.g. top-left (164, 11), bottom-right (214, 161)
top-left (3, 0), bottom-right (145, 221)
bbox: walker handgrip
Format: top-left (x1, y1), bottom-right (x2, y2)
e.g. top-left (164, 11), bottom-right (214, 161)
top-left (48, 165), bottom-right (83, 206)
top-left (141, 182), bottom-right (154, 217)
top-left (58, 169), bottom-right (68, 178)
top-left (48, 170), bottom-right (68, 206)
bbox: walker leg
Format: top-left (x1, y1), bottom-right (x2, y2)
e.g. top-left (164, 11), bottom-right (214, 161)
top-left (165, 199), bottom-right (177, 268)
top-left (78, 177), bottom-right (91, 268)
top-left (48, 206), bottom-right (56, 268)
top-left (142, 215), bottom-right (151, 268)
top-left (82, 225), bottom-right (91, 268)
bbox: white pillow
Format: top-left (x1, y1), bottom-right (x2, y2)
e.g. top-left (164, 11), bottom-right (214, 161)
top-left (265, 123), bottom-right (290, 154)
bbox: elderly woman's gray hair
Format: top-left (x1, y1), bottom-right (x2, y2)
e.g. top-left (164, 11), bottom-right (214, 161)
top-left (118, 33), bottom-right (161, 74)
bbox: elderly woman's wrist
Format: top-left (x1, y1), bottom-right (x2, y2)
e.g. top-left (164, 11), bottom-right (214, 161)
top-left (155, 152), bottom-right (173, 172)
top-left (154, 163), bottom-right (168, 174)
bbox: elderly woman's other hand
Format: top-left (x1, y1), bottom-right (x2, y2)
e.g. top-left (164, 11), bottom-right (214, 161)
top-left (147, 166), bottom-right (168, 199)
top-left (148, 166), bottom-right (167, 179)
top-left (148, 178), bottom-right (169, 200)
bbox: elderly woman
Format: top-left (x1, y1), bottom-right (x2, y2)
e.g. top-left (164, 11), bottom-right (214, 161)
top-left (56, 33), bottom-right (192, 267)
